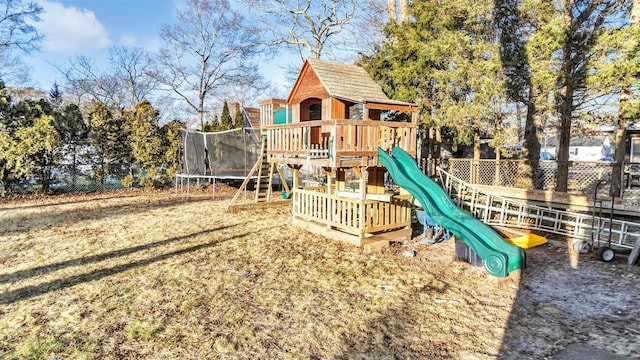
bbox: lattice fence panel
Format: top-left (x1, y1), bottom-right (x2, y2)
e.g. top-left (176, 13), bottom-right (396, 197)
top-left (445, 159), bottom-right (614, 196)
top-left (474, 161), bottom-right (496, 186)
top-left (497, 161), bottom-right (520, 188)
top-left (568, 162), bottom-right (611, 194)
top-left (447, 159), bottom-right (472, 183)
top-left (537, 162), bottom-right (557, 190)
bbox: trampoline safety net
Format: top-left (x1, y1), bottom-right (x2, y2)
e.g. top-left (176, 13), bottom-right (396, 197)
top-left (182, 128), bottom-right (261, 178)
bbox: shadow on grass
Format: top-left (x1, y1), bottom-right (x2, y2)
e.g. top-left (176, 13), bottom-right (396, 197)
top-left (0, 229), bottom-right (251, 305)
top-left (336, 278), bottom-right (452, 358)
top-left (0, 195), bottom-right (212, 235)
top-left (0, 192), bottom-right (141, 211)
top-left (0, 224), bottom-right (241, 285)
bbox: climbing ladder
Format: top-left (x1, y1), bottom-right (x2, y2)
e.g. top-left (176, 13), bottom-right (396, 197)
top-left (227, 135), bottom-right (290, 209)
top-left (437, 167), bottom-right (640, 252)
top-left (254, 139), bottom-right (273, 203)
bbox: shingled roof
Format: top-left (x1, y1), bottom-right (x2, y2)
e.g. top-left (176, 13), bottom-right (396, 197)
top-left (292, 58), bottom-right (414, 106)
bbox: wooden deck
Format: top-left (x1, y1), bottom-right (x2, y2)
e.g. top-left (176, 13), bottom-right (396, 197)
top-left (291, 188), bottom-right (413, 251)
top-left (264, 119), bottom-right (417, 167)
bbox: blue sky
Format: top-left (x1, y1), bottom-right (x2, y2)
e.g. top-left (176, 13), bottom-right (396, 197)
top-left (26, 0), bottom-right (173, 88)
top-left (25, 0), bottom-right (292, 95)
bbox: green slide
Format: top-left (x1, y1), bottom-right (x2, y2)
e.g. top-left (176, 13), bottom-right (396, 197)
top-left (378, 147), bottom-right (525, 277)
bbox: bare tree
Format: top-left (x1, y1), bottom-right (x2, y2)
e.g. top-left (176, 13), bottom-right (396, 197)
top-left (153, 0), bottom-right (260, 130)
top-left (58, 47), bottom-right (158, 111)
top-left (0, 47), bottom-right (30, 84)
top-left (337, 0), bottom-right (387, 60)
top-left (0, 0), bottom-right (43, 52)
top-left (0, 0), bottom-right (43, 85)
top-left (60, 55), bottom-right (124, 109)
top-left (247, 0), bottom-right (357, 61)
top-left (109, 46), bottom-right (159, 107)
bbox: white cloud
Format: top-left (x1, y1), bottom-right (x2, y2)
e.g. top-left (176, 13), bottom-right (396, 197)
top-left (37, 0), bottom-right (111, 52)
top-left (120, 35), bottom-right (137, 47)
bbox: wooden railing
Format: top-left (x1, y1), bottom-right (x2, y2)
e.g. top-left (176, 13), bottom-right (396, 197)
top-left (292, 188), bottom-right (412, 237)
top-left (438, 166), bottom-right (640, 250)
top-left (264, 119), bottom-right (416, 166)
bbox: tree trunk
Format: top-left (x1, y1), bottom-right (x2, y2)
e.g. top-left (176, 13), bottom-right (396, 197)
top-left (555, 3), bottom-right (575, 193)
top-left (555, 83), bottom-right (572, 193)
top-left (473, 127), bottom-right (481, 160)
top-left (387, 0), bottom-right (397, 24)
top-left (399, 0), bottom-right (408, 23)
top-left (612, 85), bottom-right (629, 196)
top-left (472, 126), bottom-right (481, 184)
top-left (556, 40), bottom-right (574, 193)
top-left (197, 95), bottom-right (205, 131)
top-left (431, 126), bottom-right (442, 176)
top-left (518, 86), bottom-right (541, 189)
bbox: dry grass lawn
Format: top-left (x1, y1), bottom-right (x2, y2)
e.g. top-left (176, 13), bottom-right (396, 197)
top-left (1, 186), bottom-right (639, 359)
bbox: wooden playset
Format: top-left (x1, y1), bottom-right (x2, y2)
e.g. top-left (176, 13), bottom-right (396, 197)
top-left (233, 58), bottom-right (419, 251)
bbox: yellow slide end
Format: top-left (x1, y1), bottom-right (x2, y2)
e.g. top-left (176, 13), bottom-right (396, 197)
top-left (506, 233), bottom-right (548, 249)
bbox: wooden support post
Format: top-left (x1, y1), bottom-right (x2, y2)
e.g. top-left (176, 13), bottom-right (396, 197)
top-left (324, 167), bottom-right (333, 229)
top-left (275, 164), bottom-right (290, 196)
top-left (267, 162), bottom-right (276, 202)
top-left (367, 167), bottom-right (386, 194)
top-left (336, 168), bottom-right (346, 192)
top-left (324, 167), bottom-right (333, 194)
top-left (358, 166), bottom-right (367, 239)
top-left (289, 164), bottom-right (302, 189)
top-left (353, 166), bottom-right (368, 201)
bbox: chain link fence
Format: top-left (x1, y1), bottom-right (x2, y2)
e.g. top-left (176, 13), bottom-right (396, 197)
top-left (1, 163), bottom-right (175, 196)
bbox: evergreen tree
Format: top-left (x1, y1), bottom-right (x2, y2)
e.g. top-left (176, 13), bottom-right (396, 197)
top-left (87, 101), bottom-right (130, 184)
top-left (124, 100), bottom-right (162, 168)
top-left (219, 101), bottom-right (233, 130)
top-left (161, 119), bottom-right (185, 180)
top-left (49, 82), bottom-right (63, 107)
top-left (0, 96), bottom-right (62, 193)
top-left (554, 0), bottom-right (625, 192)
top-left (203, 114), bottom-right (219, 132)
top-left (0, 80), bottom-right (13, 192)
top-left (5, 114), bottom-right (62, 193)
top-left (234, 106), bottom-right (244, 128)
top-left (495, 0), bottom-right (562, 187)
top-left (123, 100), bottom-right (163, 187)
top-left (361, 0), bottom-right (508, 160)
top-left (588, 0), bottom-right (640, 195)
top-left (49, 83), bottom-right (88, 187)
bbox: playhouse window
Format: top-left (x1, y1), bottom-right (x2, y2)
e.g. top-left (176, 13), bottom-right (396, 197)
top-left (309, 103), bottom-right (322, 120)
top-left (349, 103), bottom-right (363, 119)
top-left (380, 110), bottom-right (411, 122)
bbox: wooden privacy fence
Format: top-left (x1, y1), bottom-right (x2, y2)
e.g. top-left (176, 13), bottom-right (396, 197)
top-left (292, 188), bottom-right (412, 238)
